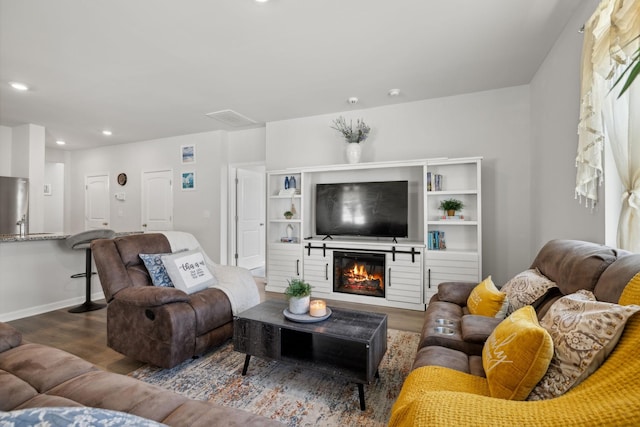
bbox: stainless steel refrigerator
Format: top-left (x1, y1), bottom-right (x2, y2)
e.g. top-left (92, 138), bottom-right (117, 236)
top-left (0, 176), bottom-right (29, 235)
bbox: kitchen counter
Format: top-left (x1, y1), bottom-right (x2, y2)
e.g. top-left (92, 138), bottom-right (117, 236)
top-left (0, 231), bottom-right (143, 243)
top-left (0, 233), bottom-right (69, 242)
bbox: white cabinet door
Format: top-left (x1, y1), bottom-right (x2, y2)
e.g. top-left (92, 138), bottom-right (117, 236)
top-left (386, 251), bottom-right (423, 304)
top-left (425, 251), bottom-right (479, 302)
top-left (303, 249), bottom-right (332, 295)
top-left (266, 244), bottom-right (302, 293)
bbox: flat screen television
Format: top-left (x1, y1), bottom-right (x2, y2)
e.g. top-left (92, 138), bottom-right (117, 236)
top-left (315, 181), bottom-right (408, 238)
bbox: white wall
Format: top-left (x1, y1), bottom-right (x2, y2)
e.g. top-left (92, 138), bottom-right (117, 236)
top-left (529, 0), bottom-right (603, 253)
top-left (266, 86), bottom-right (532, 285)
top-left (0, 125), bottom-right (11, 175)
top-left (228, 128), bottom-right (266, 164)
top-left (43, 162), bottom-right (65, 232)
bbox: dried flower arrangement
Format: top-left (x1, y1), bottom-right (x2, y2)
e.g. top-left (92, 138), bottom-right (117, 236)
top-left (330, 116), bottom-right (371, 143)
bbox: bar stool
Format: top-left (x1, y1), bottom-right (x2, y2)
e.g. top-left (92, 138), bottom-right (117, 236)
top-left (66, 229), bottom-right (116, 313)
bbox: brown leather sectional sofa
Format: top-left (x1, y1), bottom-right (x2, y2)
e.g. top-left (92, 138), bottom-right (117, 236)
top-left (0, 322), bottom-right (281, 426)
top-left (412, 239), bottom-right (640, 375)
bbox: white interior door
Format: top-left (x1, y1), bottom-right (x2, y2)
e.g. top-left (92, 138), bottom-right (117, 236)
top-left (236, 168), bottom-right (265, 269)
top-left (85, 174), bottom-right (110, 230)
top-left (142, 169), bottom-right (173, 232)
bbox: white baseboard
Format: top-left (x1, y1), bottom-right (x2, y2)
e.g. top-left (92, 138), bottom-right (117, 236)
top-left (0, 291), bottom-right (106, 322)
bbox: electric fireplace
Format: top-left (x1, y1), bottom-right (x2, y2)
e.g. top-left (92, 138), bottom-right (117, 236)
top-left (333, 251), bottom-right (385, 298)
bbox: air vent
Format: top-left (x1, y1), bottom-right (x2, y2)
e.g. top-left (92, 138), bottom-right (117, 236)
top-left (205, 109), bottom-right (257, 127)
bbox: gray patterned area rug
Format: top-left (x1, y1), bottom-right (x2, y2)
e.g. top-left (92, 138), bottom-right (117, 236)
top-left (130, 329), bottom-right (418, 426)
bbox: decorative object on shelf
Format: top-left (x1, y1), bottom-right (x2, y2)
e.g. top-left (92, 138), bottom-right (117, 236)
top-left (289, 175), bottom-right (296, 189)
top-left (439, 214), bottom-right (465, 221)
top-left (330, 116), bottom-right (371, 143)
top-left (284, 176), bottom-right (290, 189)
top-left (439, 198), bottom-right (464, 217)
top-left (345, 142), bottom-right (362, 164)
top-left (284, 278), bottom-right (312, 314)
top-left (286, 224), bottom-right (294, 239)
top-left (284, 210), bottom-right (293, 219)
top-left (309, 299), bottom-right (327, 317)
top-left (331, 116), bottom-right (371, 164)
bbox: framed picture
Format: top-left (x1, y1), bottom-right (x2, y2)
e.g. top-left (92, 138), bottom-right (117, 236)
top-left (181, 144), bottom-right (195, 164)
top-left (181, 171), bottom-right (196, 191)
top-left (43, 183), bottom-right (52, 196)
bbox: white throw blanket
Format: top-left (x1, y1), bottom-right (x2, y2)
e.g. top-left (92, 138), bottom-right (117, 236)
top-left (160, 231), bottom-right (260, 315)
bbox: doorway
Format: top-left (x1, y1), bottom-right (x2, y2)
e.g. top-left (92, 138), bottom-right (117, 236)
top-left (141, 169), bottom-right (173, 232)
top-left (229, 163), bottom-right (266, 273)
top-left (85, 173), bottom-right (110, 230)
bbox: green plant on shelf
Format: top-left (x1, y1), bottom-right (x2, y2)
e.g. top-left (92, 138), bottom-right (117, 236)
top-left (439, 198), bottom-right (464, 216)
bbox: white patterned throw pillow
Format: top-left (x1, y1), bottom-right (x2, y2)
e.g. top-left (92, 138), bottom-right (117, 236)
top-left (501, 268), bottom-right (557, 315)
top-left (528, 290), bottom-right (640, 400)
top-left (161, 248), bottom-right (216, 295)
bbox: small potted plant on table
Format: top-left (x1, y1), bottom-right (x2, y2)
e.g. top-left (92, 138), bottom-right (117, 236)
top-left (439, 198), bottom-right (464, 217)
top-left (285, 278), bottom-right (312, 314)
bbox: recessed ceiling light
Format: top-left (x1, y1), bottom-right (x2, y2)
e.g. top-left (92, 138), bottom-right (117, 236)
top-left (10, 82), bottom-right (29, 91)
top-left (56, 140), bottom-right (66, 145)
top-left (102, 130), bottom-right (112, 136)
top-left (388, 89), bottom-right (401, 97)
top-left (255, 0), bottom-right (269, 3)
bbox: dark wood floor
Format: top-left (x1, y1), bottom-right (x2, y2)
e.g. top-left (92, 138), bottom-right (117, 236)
top-left (7, 280), bottom-right (425, 375)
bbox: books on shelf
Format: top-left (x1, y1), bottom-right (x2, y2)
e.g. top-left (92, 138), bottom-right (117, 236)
top-left (278, 188), bottom-right (301, 197)
top-left (427, 231), bottom-right (446, 250)
top-left (426, 173), bottom-right (443, 191)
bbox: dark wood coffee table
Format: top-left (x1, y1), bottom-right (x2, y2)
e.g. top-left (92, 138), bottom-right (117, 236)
top-left (233, 299), bottom-right (388, 410)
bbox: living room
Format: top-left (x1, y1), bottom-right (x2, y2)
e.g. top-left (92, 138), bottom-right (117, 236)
top-left (1, 0), bottom-right (639, 425)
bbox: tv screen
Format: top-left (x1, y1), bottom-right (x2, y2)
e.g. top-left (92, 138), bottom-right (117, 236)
top-left (315, 181), bottom-right (408, 238)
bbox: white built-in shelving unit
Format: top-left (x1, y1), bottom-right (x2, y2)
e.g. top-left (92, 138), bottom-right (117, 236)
top-left (265, 157), bottom-right (482, 311)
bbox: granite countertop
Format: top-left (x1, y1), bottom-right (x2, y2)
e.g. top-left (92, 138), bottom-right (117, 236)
top-left (0, 231), bottom-right (143, 243)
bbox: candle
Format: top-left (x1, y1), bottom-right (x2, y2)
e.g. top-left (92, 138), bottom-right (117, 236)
top-left (309, 300), bottom-right (327, 317)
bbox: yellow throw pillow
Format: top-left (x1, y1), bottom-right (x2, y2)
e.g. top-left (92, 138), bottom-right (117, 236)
top-left (482, 305), bottom-right (554, 400)
top-left (467, 276), bottom-right (507, 317)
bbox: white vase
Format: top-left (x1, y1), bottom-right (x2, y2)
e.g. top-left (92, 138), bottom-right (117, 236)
top-left (345, 143), bottom-right (362, 164)
top-left (288, 295), bottom-right (310, 314)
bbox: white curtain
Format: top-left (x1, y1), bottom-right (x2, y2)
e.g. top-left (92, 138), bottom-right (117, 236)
top-left (576, 0), bottom-right (640, 251)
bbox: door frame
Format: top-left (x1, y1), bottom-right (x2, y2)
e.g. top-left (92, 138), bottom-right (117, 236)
top-left (227, 162), bottom-right (266, 267)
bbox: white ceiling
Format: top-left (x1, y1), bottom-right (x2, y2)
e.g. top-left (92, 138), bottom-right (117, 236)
top-left (0, 0), bottom-right (584, 150)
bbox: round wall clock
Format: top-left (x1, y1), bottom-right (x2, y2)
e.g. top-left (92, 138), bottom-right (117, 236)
top-left (117, 173), bottom-right (128, 186)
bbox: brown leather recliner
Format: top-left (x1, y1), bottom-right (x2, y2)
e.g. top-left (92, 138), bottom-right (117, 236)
top-left (91, 233), bottom-right (233, 368)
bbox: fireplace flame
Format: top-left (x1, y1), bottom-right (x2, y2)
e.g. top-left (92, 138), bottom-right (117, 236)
top-left (346, 262), bottom-right (384, 289)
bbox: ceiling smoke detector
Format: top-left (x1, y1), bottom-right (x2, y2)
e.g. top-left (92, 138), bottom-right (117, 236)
top-left (348, 97), bottom-right (359, 104)
top-left (205, 109), bottom-right (257, 127)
